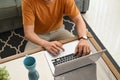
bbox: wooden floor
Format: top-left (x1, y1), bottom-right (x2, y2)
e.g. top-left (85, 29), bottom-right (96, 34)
top-left (83, 0), bottom-right (120, 67)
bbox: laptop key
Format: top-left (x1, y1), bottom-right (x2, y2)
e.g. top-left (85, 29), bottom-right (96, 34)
top-left (52, 54), bottom-right (79, 66)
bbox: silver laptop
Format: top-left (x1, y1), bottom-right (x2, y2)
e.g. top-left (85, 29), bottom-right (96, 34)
top-left (44, 40), bottom-right (106, 78)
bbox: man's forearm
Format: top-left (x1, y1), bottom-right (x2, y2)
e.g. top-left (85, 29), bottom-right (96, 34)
top-left (76, 21), bottom-right (87, 37)
top-left (25, 32), bottom-right (48, 47)
top-left (23, 25), bottom-right (48, 47)
top-left (72, 14), bottom-right (90, 56)
top-left (72, 14), bottom-right (87, 37)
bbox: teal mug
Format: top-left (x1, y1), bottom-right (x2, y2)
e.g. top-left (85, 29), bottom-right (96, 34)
top-left (23, 55), bottom-right (36, 70)
top-left (23, 55), bottom-right (39, 80)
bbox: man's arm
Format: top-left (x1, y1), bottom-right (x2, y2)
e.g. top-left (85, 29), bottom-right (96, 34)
top-left (73, 15), bottom-right (87, 37)
top-left (23, 25), bottom-right (64, 56)
top-left (72, 14), bottom-right (90, 56)
top-left (23, 25), bottom-right (45, 46)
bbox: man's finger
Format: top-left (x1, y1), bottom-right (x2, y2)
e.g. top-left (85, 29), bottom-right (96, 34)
top-left (86, 46), bottom-right (90, 54)
top-left (76, 52), bottom-right (82, 57)
top-left (49, 50), bottom-right (58, 56)
top-left (78, 45), bottom-right (83, 55)
top-left (52, 44), bottom-right (64, 53)
top-left (55, 43), bottom-right (65, 51)
top-left (82, 46), bottom-right (87, 56)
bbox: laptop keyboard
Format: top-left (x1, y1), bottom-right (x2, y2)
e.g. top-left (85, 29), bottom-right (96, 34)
top-left (52, 54), bottom-right (79, 66)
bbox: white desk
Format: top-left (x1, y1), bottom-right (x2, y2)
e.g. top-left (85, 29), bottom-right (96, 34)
top-left (0, 51), bottom-right (54, 80)
top-left (0, 40), bottom-right (117, 80)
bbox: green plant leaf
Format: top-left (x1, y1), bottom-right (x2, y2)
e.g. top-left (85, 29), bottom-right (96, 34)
top-left (0, 66), bottom-right (10, 80)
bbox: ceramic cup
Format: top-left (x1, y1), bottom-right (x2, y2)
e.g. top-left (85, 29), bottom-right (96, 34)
top-left (23, 55), bottom-right (39, 80)
top-left (23, 55), bottom-right (36, 71)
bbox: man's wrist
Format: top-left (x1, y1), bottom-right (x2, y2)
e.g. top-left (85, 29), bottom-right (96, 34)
top-left (78, 36), bottom-right (88, 40)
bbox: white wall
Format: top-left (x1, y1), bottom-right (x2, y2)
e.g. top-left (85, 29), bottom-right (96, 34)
top-left (83, 0), bottom-right (120, 66)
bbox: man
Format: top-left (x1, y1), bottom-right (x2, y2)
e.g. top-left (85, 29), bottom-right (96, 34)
top-left (22, 0), bottom-right (90, 56)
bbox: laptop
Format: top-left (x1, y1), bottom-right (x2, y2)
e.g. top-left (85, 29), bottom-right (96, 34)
top-left (44, 40), bottom-right (106, 78)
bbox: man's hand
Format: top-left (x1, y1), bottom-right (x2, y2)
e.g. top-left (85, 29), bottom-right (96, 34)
top-left (74, 39), bottom-right (90, 57)
top-left (42, 41), bottom-right (64, 56)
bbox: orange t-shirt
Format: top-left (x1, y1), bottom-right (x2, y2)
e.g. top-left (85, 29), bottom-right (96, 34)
top-left (22, 0), bottom-right (80, 34)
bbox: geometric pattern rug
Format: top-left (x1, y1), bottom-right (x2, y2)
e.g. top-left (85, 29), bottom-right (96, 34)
top-left (0, 16), bottom-right (119, 73)
top-left (0, 28), bottom-right (27, 58)
top-left (0, 16), bottom-right (77, 59)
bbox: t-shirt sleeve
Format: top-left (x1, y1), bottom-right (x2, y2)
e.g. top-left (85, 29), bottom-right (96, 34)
top-left (22, 0), bottom-right (35, 26)
top-left (64, 0), bottom-right (80, 19)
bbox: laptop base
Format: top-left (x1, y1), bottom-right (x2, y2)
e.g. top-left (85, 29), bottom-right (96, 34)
top-left (55, 63), bottom-right (97, 80)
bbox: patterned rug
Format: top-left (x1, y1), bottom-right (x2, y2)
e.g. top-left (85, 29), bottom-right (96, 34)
top-left (0, 16), bottom-right (77, 59)
top-left (0, 28), bottom-right (27, 58)
top-left (0, 16), bottom-right (119, 73)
